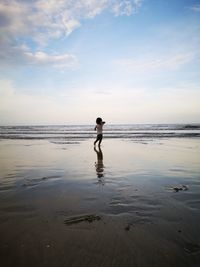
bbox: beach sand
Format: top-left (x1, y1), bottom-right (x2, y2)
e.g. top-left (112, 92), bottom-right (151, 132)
top-left (0, 138), bottom-right (200, 267)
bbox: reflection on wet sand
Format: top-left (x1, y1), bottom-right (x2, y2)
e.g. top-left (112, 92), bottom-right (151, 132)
top-left (94, 146), bottom-right (104, 184)
top-left (1, 139), bottom-right (200, 267)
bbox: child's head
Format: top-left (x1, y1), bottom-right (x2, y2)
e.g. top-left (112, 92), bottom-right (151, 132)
top-left (96, 117), bottom-right (102, 124)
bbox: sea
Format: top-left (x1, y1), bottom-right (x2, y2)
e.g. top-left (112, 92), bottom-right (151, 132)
top-left (0, 124), bottom-right (200, 141)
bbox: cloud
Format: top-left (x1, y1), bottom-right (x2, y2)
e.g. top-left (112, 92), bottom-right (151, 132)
top-left (112, 0), bottom-right (143, 16)
top-left (0, 0), bottom-right (143, 67)
top-left (189, 4), bottom-right (200, 12)
top-left (24, 51), bottom-right (79, 68)
top-left (0, 40), bottom-right (78, 68)
top-left (114, 52), bottom-right (195, 72)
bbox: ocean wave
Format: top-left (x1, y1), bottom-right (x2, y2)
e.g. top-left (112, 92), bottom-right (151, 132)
top-left (0, 124), bottom-right (200, 140)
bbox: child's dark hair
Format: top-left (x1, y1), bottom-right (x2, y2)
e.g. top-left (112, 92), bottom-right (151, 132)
top-left (96, 117), bottom-right (102, 124)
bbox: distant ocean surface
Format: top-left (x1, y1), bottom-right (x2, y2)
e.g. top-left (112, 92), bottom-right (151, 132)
top-left (0, 124), bottom-right (200, 141)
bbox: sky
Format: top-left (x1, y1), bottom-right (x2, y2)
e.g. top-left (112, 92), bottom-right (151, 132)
top-left (0, 0), bottom-right (200, 125)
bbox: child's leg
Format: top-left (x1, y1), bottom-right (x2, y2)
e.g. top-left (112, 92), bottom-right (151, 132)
top-left (94, 135), bottom-right (100, 145)
top-left (94, 138), bottom-right (98, 145)
top-left (98, 135), bottom-right (103, 146)
top-left (94, 134), bottom-right (102, 146)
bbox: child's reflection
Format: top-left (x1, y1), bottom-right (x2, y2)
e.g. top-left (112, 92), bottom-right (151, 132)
top-left (94, 146), bottom-right (105, 184)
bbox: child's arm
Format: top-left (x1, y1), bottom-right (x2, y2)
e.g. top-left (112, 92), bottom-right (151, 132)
top-left (102, 121), bottom-right (105, 125)
top-left (94, 125), bottom-right (97, 130)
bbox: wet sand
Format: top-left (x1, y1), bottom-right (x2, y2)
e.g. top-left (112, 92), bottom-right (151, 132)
top-left (0, 138), bottom-right (200, 267)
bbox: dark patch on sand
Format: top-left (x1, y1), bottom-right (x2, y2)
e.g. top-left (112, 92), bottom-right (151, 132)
top-left (64, 214), bottom-right (101, 225)
top-left (172, 185), bottom-right (188, 192)
top-left (0, 185), bottom-right (15, 191)
top-left (184, 242), bottom-right (200, 254)
top-left (22, 175), bottom-right (61, 187)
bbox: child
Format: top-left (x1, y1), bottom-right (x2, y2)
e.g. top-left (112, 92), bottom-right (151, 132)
top-left (94, 117), bottom-right (105, 146)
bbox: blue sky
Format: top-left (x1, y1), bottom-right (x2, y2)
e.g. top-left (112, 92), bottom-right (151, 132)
top-left (0, 0), bottom-right (200, 124)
